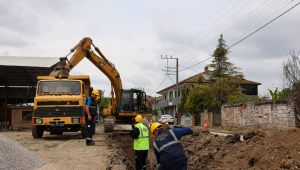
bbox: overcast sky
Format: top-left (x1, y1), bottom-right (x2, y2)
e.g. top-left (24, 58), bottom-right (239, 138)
top-left (1, 0), bottom-right (300, 97)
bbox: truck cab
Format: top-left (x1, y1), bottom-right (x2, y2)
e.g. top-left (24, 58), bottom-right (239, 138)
top-left (32, 75), bottom-right (92, 138)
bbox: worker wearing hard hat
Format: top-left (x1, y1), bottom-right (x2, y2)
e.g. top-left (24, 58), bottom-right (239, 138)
top-left (130, 115), bottom-right (149, 170)
top-left (84, 89), bottom-right (99, 146)
top-left (150, 122), bottom-right (193, 170)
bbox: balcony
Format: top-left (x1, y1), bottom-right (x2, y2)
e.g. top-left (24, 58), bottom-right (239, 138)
top-left (171, 96), bottom-right (181, 106)
top-left (158, 99), bottom-right (168, 108)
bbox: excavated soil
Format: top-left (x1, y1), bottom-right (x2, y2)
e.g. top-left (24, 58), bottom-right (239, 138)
top-left (111, 126), bottom-right (300, 170)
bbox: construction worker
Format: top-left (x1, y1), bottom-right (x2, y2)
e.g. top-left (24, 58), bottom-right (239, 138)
top-left (130, 115), bottom-right (149, 170)
top-left (150, 122), bottom-right (193, 170)
top-left (84, 89), bottom-right (99, 146)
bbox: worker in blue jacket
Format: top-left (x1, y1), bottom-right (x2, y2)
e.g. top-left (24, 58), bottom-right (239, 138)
top-left (150, 122), bottom-right (193, 170)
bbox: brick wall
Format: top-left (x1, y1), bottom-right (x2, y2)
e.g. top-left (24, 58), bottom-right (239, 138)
top-left (221, 101), bottom-right (296, 130)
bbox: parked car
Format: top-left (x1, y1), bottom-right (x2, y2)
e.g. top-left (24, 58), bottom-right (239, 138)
top-left (159, 115), bottom-right (174, 125)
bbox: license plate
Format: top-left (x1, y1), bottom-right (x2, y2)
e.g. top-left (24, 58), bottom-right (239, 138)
top-left (51, 123), bottom-right (64, 127)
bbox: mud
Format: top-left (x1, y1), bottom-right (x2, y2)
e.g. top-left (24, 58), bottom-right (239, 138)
top-left (111, 126), bottom-right (300, 170)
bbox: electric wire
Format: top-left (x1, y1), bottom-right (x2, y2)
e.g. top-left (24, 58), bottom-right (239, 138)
top-left (178, 0), bottom-right (284, 67)
top-left (149, 0), bottom-right (234, 89)
top-left (178, 1), bottom-right (300, 72)
top-left (150, 76), bottom-right (168, 96)
top-left (149, 0), bottom-right (299, 95)
top-left (170, 0), bottom-right (243, 55)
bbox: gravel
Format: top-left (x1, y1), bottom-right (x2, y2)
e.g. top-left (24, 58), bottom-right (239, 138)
top-left (0, 134), bottom-right (46, 170)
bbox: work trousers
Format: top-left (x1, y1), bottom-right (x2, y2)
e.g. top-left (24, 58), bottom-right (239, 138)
top-left (135, 150), bottom-right (148, 170)
top-left (158, 160), bottom-right (187, 170)
top-left (85, 116), bottom-right (95, 144)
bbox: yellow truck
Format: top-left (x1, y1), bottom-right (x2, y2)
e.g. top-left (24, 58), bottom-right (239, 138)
top-left (31, 75), bottom-right (92, 138)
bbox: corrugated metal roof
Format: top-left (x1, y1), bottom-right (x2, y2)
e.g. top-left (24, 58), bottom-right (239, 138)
top-left (0, 56), bottom-right (60, 67)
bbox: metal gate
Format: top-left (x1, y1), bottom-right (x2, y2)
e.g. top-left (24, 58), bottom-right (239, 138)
top-left (213, 110), bottom-right (221, 125)
top-left (208, 106), bottom-right (221, 126)
top-left (195, 113), bottom-right (201, 126)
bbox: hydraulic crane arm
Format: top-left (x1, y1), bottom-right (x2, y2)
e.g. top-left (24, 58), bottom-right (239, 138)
top-left (50, 37), bottom-right (122, 109)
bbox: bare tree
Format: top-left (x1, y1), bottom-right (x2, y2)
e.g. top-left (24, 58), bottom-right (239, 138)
top-left (282, 50), bottom-right (300, 94)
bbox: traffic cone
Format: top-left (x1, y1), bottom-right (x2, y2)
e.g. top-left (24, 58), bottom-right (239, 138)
top-left (166, 120), bottom-right (168, 125)
top-left (150, 119), bottom-right (152, 127)
top-left (204, 120), bottom-right (208, 130)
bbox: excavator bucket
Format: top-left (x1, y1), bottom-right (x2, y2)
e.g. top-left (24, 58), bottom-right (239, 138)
top-left (49, 57), bottom-right (70, 77)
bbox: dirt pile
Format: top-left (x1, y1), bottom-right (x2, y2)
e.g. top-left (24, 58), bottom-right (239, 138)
top-left (216, 128), bottom-right (300, 170)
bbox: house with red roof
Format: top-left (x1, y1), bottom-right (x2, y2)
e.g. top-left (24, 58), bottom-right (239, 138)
top-left (156, 66), bottom-right (261, 118)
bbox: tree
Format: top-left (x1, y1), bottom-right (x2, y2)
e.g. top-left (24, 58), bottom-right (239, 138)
top-left (208, 34), bottom-right (244, 105)
top-left (98, 97), bottom-right (111, 117)
top-left (197, 76), bottom-right (203, 85)
top-left (208, 34), bottom-right (243, 79)
top-left (178, 84), bottom-right (187, 114)
top-left (185, 84), bottom-right (215, 114)
top-left (282, 50), bottom-right (300, 93)
top-left (210, 77), bottom-right (247, 105)
top-left (152, 108), bottom-right (164, 115)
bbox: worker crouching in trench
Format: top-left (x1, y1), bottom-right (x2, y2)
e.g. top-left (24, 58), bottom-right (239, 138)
top-left (151, 122), bottom-right (193, 170)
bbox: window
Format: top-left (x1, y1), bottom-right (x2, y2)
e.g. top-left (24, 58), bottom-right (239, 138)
top-left (165, 95), bottom-right (167, 100)
top-left (120, 91), bottom-right (131, 112)
top-left (37, 81), bottom-right (81, 95)
top-left (169, 91), bottom-right (173, 101)
top-left (22, 111), bottom-right (32, 121)
top-left (178, 90), bottom-right (180, 96)
top-left (240, 85), bottom-right (258, 95)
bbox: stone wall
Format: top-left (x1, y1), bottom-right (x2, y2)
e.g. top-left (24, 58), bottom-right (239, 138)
top-left (221, 100), bottom-right (296, 130)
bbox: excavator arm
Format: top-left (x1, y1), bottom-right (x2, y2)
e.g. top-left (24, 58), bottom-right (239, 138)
top-left (49, 37), bottom-right (122, 114)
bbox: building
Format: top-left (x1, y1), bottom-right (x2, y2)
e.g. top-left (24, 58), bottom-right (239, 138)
top-left (146, 95), bottom-right (163, 110)
top-left (0, 56), bottom-right (60, 129)
top-left (156, 67), bottom-right (261, 118)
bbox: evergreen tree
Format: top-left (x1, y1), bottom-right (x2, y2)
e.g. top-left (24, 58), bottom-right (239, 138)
top-left (178, 84), bottom-right (187, 115)
top-left (197, 76), bottom-right (203, 85)
top-left (208, 34), bottom-right (243, 78)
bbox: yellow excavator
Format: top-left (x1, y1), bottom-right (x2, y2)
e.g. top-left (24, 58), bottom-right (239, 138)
top-left (46, 37), bottom-right (152, 132)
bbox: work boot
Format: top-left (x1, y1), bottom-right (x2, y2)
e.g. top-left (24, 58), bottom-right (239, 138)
top-left (86, 142), bottom-right (95, 146)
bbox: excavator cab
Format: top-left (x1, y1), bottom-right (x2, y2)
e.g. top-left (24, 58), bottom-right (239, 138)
top-left (119, 89), bottom-right (148, 114)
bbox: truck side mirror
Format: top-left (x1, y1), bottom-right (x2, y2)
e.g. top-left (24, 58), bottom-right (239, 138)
top-left (89, 87), bottom-right (93, 96)
top-left (27, 87), bottom-right (32, 98)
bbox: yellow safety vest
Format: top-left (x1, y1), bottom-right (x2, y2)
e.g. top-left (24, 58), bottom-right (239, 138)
top-left (134, 122), bottom-right (149, 150)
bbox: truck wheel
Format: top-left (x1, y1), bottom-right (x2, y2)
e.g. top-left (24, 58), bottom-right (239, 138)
top-left (81, 126), bottom-right (87, 139)
top-left (32, 125), bottom-right (44, 138)
top-left (56, 132), bottom-right (63, 135)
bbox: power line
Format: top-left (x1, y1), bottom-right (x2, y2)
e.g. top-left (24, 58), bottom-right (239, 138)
top-left (150, 76), bottom-right (168, 96)
top-left (178, 0), bottom-right (285, 67)
top-left (178, 1), bottom-right (300, 72)
top-left (149, 0), bottom-right (234, 87)
top-left (228, 0), bottom-right (297, 48)
top-left (179, 57), bottom-right (213, 72)
top-left (170, 0), bottom-right (243, 55)
top-left (168, 75), bottom-right (175, 84)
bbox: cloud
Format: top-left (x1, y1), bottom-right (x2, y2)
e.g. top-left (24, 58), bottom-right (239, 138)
top-left (1, 51), bottom-right (9, 56)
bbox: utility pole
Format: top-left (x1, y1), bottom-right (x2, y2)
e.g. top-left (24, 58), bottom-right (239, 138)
top-left (161, 55), bottom-right (178, 118)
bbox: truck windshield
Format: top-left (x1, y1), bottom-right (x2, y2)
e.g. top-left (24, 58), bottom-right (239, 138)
top-left (37, 81), bottom-right (81, 95)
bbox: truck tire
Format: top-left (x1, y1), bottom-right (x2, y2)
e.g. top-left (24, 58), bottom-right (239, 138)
top-left (56, 132), bottom-right (63, 135)
top-left (81, 126), bottom-right (87, 139)
top-left (104, 118), bottom-right (114, 133)
top-left (32, 125), bottom-right (44, 138)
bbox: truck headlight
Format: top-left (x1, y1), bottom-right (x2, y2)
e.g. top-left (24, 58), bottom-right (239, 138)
top-left (72, 118), bottom-right (79, 123)
top-left (35, 119), bottom-right (42, 124)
